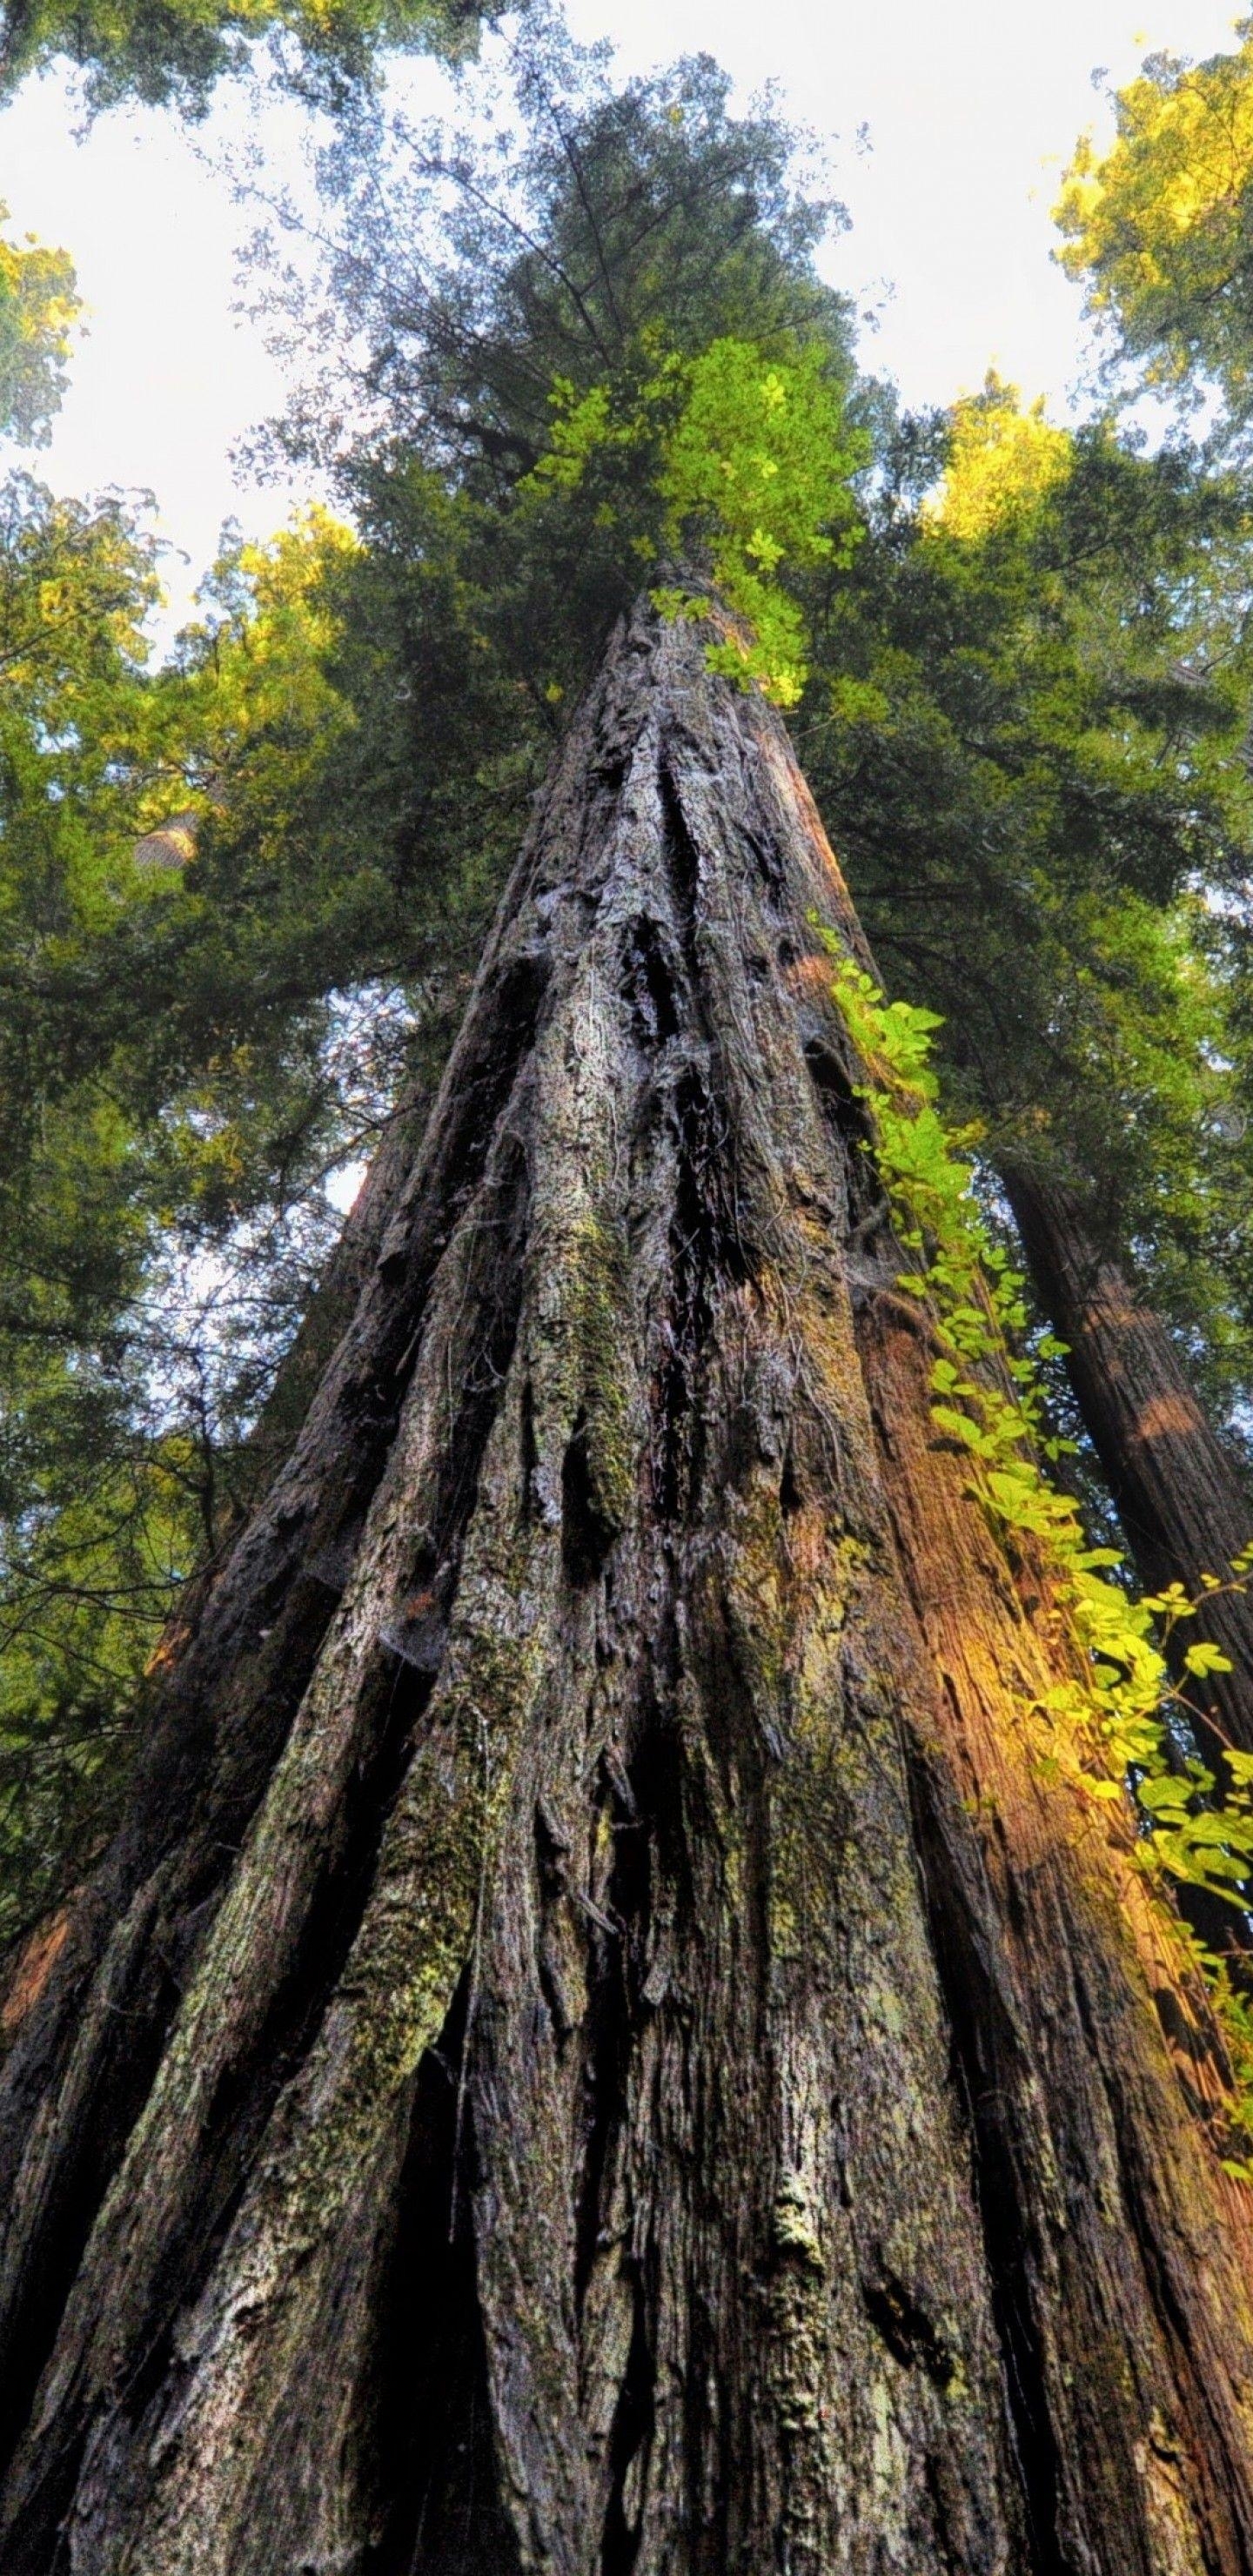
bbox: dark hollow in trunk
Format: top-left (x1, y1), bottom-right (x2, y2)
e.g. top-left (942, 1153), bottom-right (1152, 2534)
top-left (3, 601), bottom-right (1253, 2573)
top-left (1005, 1169), bottom-right (1253, 1757)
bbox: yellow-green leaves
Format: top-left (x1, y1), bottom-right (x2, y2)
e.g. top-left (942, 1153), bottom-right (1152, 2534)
top-left (1183, 1639), bottom-right (1236, 1680)
top-left (1055, 30), bottom-right (1253, 419)
top-left (0, 207), bottom-right (79, 446)
top-left (654, 337), bottom-right (864, 704)
top-left (526, 336), bottom-right (866, 706)
top-left (162, 507), bottom-right (360, 849)
top-left (526, 380), bottom-right (624, 493)
top-left (827, 940), bottom-right (1253, 1946)
top-left (924, 374), bottom-right (1070, 544)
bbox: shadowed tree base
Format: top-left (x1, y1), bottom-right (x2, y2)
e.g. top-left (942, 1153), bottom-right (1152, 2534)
top-left (2, 601), bottom-right (1253, 2573)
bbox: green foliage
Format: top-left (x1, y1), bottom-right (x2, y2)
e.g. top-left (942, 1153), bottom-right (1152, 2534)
top-left (0, 489), bottom-right (428, 1941)
top-left (1054, 24), bottom-right (1253, 433)
top-left (526, 336), bottom-right (865, 702)
top-left (828, 946), bottom-right (1253, 2135)
top-left (0, 1417), bottom-right (201, 1952)
top-left (798, 382), bottom-right (1253, 1438)
top-left (653, 337), bottom-right (864, 701)
top-left (0, 473), bottom-right (184, 1940)
top-left (252, 27), bottom-right (856, 703)
top-left (922, 375), bottom-right (1069, 539)
top-left (0, 206), bottom-right (78, 445)
top-left (0, 0), bottom-right (489, 116)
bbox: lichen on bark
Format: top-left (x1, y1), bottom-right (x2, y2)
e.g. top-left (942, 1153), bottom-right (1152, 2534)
top-left (1, 597), bottom-right (1253, 2574)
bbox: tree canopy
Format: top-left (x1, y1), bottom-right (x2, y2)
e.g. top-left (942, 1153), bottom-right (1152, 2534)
top-left (797, 377), bottom-right (1253, 1425)
top-left (0, 0), bottom-right (496, 113)
top-left (10, 26), bottom-right (1253, 2562)
top-left (0, 209), bottom-right (78, 443)
top-left (4, 10), bottom-right (1253, 1962)
top-left (1055, 20), bottom-right (1253, 433)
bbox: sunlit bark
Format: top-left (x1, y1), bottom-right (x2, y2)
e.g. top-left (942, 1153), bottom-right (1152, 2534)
top-left (1006, 1170), bottom-right (1253, 1755)
top-left (2, 602), bottom-right (1253, 2573)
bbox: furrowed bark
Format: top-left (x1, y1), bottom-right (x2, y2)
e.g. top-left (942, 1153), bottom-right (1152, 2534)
top-left (3, 600), bottom-right (1253, 2574)
top-left (1005, 1169), bottom-right (1253, 1753)
top-left (238, 989), bottom-right (466, 1513)
top-left (0, 996), bottom-right (457, 2006)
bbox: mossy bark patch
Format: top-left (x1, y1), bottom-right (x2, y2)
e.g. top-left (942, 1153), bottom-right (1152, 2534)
top-left (2, 600), bottom-right (1253, 2575)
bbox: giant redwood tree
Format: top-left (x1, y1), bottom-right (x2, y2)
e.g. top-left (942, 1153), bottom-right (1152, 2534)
top-left (3, 598), bottom-right (1253, 2571)
top-left (1004, 1170), bottom-right (1253, 1754)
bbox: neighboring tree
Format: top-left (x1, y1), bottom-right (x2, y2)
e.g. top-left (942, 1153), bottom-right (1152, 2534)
top-left (798, 380), bottom-right (1253, 1715)
top-left (0, 0), bottom-right (493, 117)
top-left (4, 594), bottom-right (1253, 2568)
top-left (0, 207), bottom-right (78, 444)
top-left (1055, 23), bottom-right (1253, 436)
top-left (1005, 1166), bottom-right (1253, 1752)
top-left (802, 382), bottom-right (1253, 1297)
top-left (0, 496), bottom-right (424, 1949)
top-left (1046, 31), bottom-right (1253, 1675)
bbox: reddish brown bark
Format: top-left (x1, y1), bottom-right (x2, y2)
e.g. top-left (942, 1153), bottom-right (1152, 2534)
top-left (0, 601), bottom-right (1252, 2573)
top-left (1006, 1170), bottom-right (1253, 1754)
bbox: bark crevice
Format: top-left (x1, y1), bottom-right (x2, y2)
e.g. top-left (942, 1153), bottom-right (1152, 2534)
top-left (3, 600), bottom-right (1253, 2575)
top-left (905, 1748), bottom-right (1070, 2576)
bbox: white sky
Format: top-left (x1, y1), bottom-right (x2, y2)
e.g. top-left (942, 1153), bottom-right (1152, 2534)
top-left (0, 0), bottom-right (1244, 635)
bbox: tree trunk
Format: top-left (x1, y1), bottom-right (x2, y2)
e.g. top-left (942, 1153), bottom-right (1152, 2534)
top-left (1004, 1168), bottom-right (1253, 1754)
top-left (3, 599), bottom-right (1253, 2574)
top-left (231, 996), bottom-right (462, 1515)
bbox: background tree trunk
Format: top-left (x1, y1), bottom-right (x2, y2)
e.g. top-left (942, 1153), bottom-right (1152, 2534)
top-left (3, 601), bottom-right (1253, 2573)
top-left (1004, 1168), bottom-right (1253, 1754)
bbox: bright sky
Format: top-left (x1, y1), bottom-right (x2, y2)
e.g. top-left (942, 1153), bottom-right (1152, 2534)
top-left (0, 0), bottom-right (1243, 635)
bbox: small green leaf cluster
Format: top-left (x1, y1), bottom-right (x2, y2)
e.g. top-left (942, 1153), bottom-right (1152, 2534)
top-left (828, 941), bottom-right (1253, 2083)
top-left (0, 205), bottom-right (79, 447)
top-left (525, 337), bottom-right (866, 705)
top-left (653, 338), bottom-right (866, 705)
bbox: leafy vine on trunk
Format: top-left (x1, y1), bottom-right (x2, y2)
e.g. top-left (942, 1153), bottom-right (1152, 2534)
top-left (3, 597), bottom-right (1253, 2573)
top-left (828, 945), bottom-right (1253, 2162)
